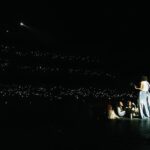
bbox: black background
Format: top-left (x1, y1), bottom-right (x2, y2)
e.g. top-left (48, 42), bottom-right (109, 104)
top-left (0, 5), bottom-right (150, 75)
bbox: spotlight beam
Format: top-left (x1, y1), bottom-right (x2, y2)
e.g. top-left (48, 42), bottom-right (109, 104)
top-left (19, 22), bottom-right (30, 29)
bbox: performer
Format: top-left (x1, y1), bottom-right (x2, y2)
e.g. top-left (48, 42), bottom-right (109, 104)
top-left (135, 76), bottom-right (150, 118)
top-left (146, 79), bottom-right (150, 115)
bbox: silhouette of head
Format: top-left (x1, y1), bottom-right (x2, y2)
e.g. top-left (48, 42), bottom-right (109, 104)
top-left (141, 76), bottom-right (148, 81)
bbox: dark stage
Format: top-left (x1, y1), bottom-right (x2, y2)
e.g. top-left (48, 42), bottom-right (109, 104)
top-left (1, 106), bottom-right (150, 149)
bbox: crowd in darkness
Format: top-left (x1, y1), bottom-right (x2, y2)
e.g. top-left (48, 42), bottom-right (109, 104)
top-left (0, 43), bottom-right (138, 109)
top-left (0, 31), bottom-right (146, 149)
top-left (0, 84), bottom-right (137, 104)
top-left (0, 43), bottom-right (115, 77)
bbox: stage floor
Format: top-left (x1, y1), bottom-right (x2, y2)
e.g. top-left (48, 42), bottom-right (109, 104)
top-left (1, 117), bottom-right (150, 149)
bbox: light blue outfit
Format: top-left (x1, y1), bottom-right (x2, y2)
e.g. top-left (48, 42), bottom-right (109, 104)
top-left (147, 91), bottom-right (150, 115)
top-left (117, 107), bottom-right (126, 117)
top-left (138, 91), bottom-right (150, 118)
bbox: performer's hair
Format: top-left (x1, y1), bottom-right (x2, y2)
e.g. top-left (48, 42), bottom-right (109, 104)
top-left (141, 75), bottom-right (148, 81)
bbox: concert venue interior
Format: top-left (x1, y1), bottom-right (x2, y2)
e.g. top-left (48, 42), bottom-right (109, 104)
top-left (1, 5), bottom-right (150, 149)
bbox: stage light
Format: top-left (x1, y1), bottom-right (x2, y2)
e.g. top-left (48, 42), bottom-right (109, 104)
top-left (20, 22), bottom-right (24, 26)
top-left (19, 22), bottom-right (31, 30)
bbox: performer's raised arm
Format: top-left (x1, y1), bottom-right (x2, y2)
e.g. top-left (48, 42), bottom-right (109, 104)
top-left (134, 82), bottom-right (144, 91)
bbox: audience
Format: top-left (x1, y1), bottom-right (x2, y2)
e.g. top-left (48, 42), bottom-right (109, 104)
top-left (107, 104), bottom-right (119, 120)
top-left (116, 100), bottom-right (126, 117)
top-left (0, 43), bottom-right (141, 120)
top-left (126, 100), bottom-right (139, 118)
